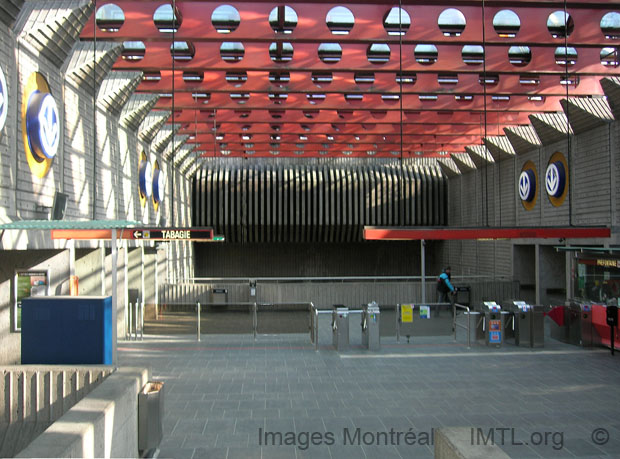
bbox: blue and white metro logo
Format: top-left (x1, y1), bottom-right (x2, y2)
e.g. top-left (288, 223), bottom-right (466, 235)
top-left (518, 170), bottom-right (536, 202)
top-left (26, 91), bottom-right (60, 160)
top-left (0, 66), bottom-right (7, 133)
top-left (545, 161), bottom-right (566, 198)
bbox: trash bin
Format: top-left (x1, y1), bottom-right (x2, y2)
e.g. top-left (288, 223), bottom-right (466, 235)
top-left (362, 302), bottom-right (380, 351)
top-left (454, 285), bottom-right (471, 307)
top-left (332, 305), bottom-right (349, 351)
top-left (138, 381), bottom-right (164, 452)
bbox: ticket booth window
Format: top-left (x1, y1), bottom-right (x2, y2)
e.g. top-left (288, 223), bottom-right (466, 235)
top-left (575, 257), bottom-right (620, 303)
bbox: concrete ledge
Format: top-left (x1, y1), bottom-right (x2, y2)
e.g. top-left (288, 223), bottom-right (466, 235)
top-left (435, 427), bottom-right (511, 459)
top-left (16, 367), bottom-right (149, 458)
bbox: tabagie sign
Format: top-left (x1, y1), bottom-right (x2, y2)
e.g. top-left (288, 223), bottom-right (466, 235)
top-left (131, 228), bottom-right (216, 241)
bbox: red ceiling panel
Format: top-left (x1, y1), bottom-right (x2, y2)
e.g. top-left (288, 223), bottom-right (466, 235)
top-left (82, 1), bottom-right (620, 158)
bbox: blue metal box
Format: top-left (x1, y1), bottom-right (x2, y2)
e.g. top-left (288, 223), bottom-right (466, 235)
top-left (21, 296), bottom-right (113, 364)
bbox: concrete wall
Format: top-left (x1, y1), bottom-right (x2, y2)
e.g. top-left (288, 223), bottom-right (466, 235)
top-left (0, 365), bottom-right (113, 457)
top-left (159, 279), bottom-right (518, 309)
top-left (195, 241), bottom-right (432, 278)
top-left (442, 114), bottom-right (620, 305)
top-left (15, 367), bottom-right (149, 459)
top-left (0, 251), bottom-right (70, 364)
top-left (0, 6), bottom-right (192, 364)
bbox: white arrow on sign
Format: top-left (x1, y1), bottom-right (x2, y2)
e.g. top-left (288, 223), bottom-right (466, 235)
top-left (133, 231), bottom-right (142, 239)
top-left (38, 95), bottom-right (59, 157)
top-left (545, 164), bottom-right (560, 196)
top-left (518, 172), bottom-right (531, 201)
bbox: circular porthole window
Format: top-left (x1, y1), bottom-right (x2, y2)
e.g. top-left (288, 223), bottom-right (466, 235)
top-left (493, 10), bottom-right (520, 38)
top-left (383, 7), bottom-right (410, 36)
top-left (326, 6), bottom-right (354, 35)
top-left (95, 3), bottom-right (125, 32)
top-left (153, 4), bottom-right (182, 33)
top-left (547, 11), bottom-right (574, 38)
top-left (269, 5), bottom-right (298, 34)
top-left (212, 5), bottom-right (240, 33)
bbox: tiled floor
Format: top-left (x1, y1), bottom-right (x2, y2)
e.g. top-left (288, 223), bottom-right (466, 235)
top-left (119, 316), bottom-right (620, 459)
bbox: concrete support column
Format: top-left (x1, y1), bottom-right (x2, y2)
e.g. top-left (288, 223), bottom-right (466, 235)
top-left (100, 242), bottom-right (105, 296)
top-left (421, 239), bottom-right (426, 303)
top-left (535, 243), bottom-right (541, 306)
top-left (111, 229), bottom-right (118, 366)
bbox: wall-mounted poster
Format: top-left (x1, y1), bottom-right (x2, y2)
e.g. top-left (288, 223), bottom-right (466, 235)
top-left (14, 270), bottom-right (49, 331)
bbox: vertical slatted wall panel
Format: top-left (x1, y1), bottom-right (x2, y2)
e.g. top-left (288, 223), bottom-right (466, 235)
top-left (194, 164), bottom-right (445, 242)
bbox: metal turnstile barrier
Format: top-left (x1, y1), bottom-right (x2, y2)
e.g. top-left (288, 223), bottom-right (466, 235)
top-left (332, 305), bottom-right (350, 351)
top-left (531, 305), bottom-right (545, 348)
top-left (361, 302), bottom-right (381, 351)
top-left (501, 300), bottom-right (545, 348)
top-left (396, 303), bottom-right (454, 343)
top-left (479, 302), bottom-right (505, 347)
top-left (568, 301), bottom-right (594, 347)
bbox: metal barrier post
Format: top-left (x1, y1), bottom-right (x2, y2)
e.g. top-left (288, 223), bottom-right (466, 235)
top-left (197, 302), bottom-right (201, 341)
top-left (125, 301), bottom-right (129, 340)
top-left (140, 301), bottom-right (144, 341)
top-left (253, 303), bottom-right (257, 340)
top-left (129, 302), bottom-right (133, 341)
top-left (396, 304), bottom-right (400, 342)
top-left (453, 303), bottom-right (472, 349)
top-left (134, 300), bottom-right (139, 341)
top-left (315, 308), bottom-right (319, 351)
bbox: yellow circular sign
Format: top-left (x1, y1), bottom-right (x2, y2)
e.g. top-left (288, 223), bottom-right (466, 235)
top-left (22, 73), bottom-right (59, 178)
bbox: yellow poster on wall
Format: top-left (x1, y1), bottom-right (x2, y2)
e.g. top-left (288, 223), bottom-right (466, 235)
top-left (401, 304), bottom-right (413, 323)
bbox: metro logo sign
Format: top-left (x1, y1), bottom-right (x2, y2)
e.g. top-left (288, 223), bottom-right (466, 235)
top-left (0, 65), bottom-right (7, 134)
top-left (519, 161), bottom-right (538, 211)
top-left (545, 152), bottom-right (568, 207)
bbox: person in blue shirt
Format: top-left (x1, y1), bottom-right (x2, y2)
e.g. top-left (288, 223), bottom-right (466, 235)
top-left (437, 266), bottom-right (456, 304)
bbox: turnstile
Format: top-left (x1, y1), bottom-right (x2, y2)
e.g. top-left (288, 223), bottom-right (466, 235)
top-left (361, 302), bottom-right (380, 351)
top-left (568, 301), bottom-right (594, 347)
top-left (332, 305), bottom-right (349, 351)
top-left (502, 301), bottom-right (544, 348)
top-left (479, 302), bottom-right (506, 347)
top-left (548, 300), bottom-right (595, 347)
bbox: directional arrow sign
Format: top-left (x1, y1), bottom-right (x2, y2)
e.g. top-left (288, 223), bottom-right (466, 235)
top-left (518, 170), bottom-right (535, 202)
top-left (545, 161), bottom-right (565, 198)
top-left (129, 228), bottom-right (215, 241)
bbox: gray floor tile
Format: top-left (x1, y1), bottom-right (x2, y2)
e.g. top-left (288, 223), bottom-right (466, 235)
top-left (226, 446), bottom-right (262, 459)
top-left (192, 447), bottom-right (228, 459)
top-left (118, 334), bottom-right (620, 459)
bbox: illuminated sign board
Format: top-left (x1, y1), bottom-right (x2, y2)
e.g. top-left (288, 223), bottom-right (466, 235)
top-left (130, 228), bottom-right (219, 241)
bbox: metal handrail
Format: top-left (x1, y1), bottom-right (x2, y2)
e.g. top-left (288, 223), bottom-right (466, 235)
top-left (453, 303), bottom-right (472, 349)
top-left (174, 275), bottom-right (512, 283)
top-left (193, 301), bottom-right (314, 342)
